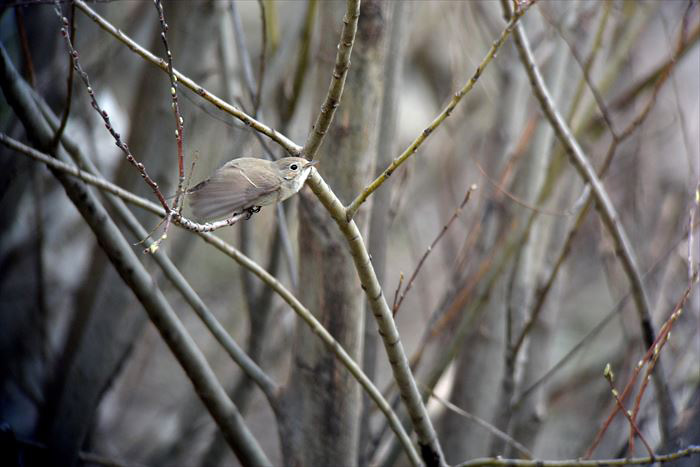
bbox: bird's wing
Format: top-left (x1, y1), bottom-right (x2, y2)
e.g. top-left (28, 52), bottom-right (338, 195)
top-left (188, 161), bottom-right (280, 221)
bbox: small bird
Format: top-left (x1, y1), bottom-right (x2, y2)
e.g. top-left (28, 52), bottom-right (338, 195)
top-left (188, 157), bottom-right (317, 221)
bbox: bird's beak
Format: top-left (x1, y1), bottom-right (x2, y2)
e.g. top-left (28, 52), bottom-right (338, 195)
top-left (304, 160), bottom-right (319, 168)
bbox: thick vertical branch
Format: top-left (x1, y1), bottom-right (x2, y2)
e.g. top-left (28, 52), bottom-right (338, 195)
top-left (302, 0), bottom-right (360, 157)
top-left (282, 2), bottom-right (393, 466)
top-left (361, 3), bottom-right (410, 462)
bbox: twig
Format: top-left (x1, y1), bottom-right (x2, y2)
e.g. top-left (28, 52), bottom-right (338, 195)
top-left (602, 364), bottom-right (654, 456)
top-left (505, 0), bottom-right (678, 438)
top-left (152, 0), bottom-right (186, 249)
top-left (345, 0), bottom-right (536, 220)
top-left (455, 446), bottom-right (700, 467)
top-left (538, 2), bottom-right (617, 138)
top-left (391, 273), bottom-right (404, 317)
top-left (471, 157), bottom-right (570, 217)
top-left (427, 387), bottom-right (533, 459)
top-left (74, 0), bottom-right (302, 156)
top-left (629, 280), bottom-right (692, 450)
top-left (301, 0), bottom-right (360, 158)
top-left (564, 0), bottom-right (611, 130)
top-left (51, 1), bottom-right (75, 148)
top-left (393, 185), bottom-right (476, 315)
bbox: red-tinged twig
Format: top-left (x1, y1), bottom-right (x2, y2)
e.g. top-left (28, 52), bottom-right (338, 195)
top-left (153, 0), bottom-right (186, 249)
top-left (392, 185), bottom-right (477, 316)
top-left (52, 1), bottom-right (75, 148)
top-left (390, 273), bottom-right (404, 318)
top-left (629, 280), bottom-right (695, 445)
top-left (585, 276), bottom-right (698, 459)
top-left (14, 5), bottom-right (36, 87)
top-left (516, 222), bottom-right (699, 409)
top-left (602, 364), bottom-right (654, 457)
top-left (53, 2), bottom-right (170, 214)
top-left (610, 20), bottom-right (700, 111)
top-left (471, 157), bottom-right (570, 217)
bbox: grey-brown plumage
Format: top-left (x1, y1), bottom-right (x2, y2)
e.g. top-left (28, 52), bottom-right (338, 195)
top-left (188, 157), bottom-right (315, 221)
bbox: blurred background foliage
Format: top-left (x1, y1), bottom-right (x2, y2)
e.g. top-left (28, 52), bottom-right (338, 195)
top-left (0, 1), bottom-right (698, 466)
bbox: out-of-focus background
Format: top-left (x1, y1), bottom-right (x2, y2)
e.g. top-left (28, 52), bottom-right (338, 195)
top-left (1, 1), bottom-right (698, 466)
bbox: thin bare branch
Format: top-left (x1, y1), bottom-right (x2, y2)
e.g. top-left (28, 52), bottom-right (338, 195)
top-left (427, 388), bottom-right (533, 460)
top-left (455, 446), bottom-right (700, 467)
top-left (611, 19), bottom-right (700, 111)
top-left (280, 0), bottom-right (318, 123)
top-left (393, 185), bottom-right (476, 315)
top-left (602, 364), bottom-right (654, 456)
top-left (302, 0), bottom-right (360, 158)
top-left (0, 133), bottom-right (157, 213)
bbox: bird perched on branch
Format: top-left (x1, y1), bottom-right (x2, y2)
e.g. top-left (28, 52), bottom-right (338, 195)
top-left (188, 157), bottom-right (317, 221)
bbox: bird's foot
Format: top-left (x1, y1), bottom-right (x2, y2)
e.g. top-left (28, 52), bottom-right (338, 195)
top-left (244, 206), bottom-right (261, 220)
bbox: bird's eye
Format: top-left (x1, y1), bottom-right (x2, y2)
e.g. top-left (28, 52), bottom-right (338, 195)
top-left (290, 164), bottom-right (298, 170)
